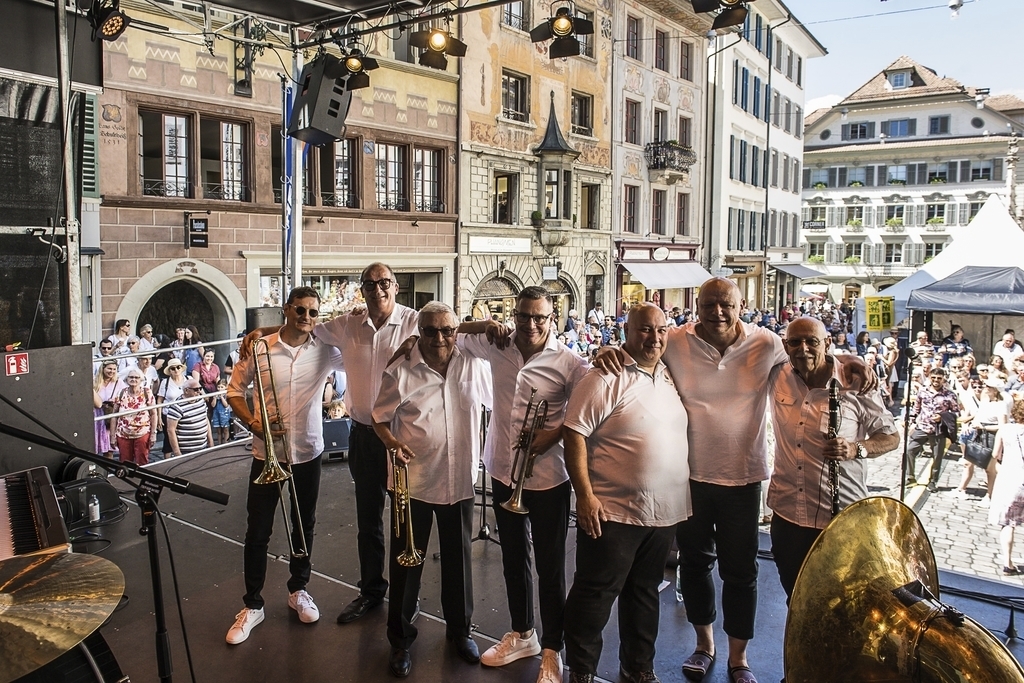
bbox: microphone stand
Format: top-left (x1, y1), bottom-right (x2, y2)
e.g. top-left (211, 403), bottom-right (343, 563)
top-left (0, 420), bottom-right (228, 683)
top-left (900, 346), bottom-right (917, 501)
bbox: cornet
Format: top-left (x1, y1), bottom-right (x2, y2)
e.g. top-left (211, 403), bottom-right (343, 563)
top-left (251, 337), bottom-right (308, 559)
top-left (391, 448), bottom-right (424, 567)
top-left (500, 387), bottom-right (548, 515)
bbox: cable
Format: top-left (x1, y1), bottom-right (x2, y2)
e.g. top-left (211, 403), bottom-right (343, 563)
top-left (799, 0), bottom-right (979, 27)
top-left (154, 496), bottom-right (200, 683)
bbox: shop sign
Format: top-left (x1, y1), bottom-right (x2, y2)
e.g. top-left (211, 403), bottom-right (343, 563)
top-left (469, 236), bottom-right (532, 254)
top-left (542, 265), bottom-right (559, 280)
top-left (652, 247), bottom-right (670, 261)
top-left (622, 249), bottom-right (649, 260)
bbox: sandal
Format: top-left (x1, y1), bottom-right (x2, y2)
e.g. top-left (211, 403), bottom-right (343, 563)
top-left (728, 665), bottom-right (758, 683)
top-left (681, 650), bottom-right (715, 681)
top-left (1003, 566), bottom-right (1021, 576)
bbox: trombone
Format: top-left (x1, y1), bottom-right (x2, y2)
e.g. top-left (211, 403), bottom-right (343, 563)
top-left (390, 448), bottom-right (424, 567)
top-left (500, 387), bottom-right (548, 515)
top-left (251, 337), bottom-right (308, 559)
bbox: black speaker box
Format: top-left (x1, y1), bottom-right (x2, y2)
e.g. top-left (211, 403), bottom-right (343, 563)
top-left (14, 630), bottom-right (126, 683)
top-left (246, 306), bottom-right (284, 333)
top-left (58, 478), bottom-right (127, 531)
top-left (286, 56), bottom-right (353, 147)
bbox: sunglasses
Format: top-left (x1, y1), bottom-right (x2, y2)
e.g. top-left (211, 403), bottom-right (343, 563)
top-left (420, 326), bottom-right (456, 338)
top-left (100, 346), bottom-right (112, 351)
top-left (784, 337), bottom-right (824, 348)
top-left (361, 278), bottom-right (394, 291)
top-left (289, 304), bottom-right (320, 318)
top-left (515, 312), bottom-right (551, 325)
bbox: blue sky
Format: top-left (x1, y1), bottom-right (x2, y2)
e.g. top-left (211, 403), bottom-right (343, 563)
top-left (779, 0), bottom-right (1022, 112)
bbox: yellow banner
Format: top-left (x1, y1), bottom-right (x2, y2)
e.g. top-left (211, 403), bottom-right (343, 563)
top-left (864, 296), bottom-right (895, 332)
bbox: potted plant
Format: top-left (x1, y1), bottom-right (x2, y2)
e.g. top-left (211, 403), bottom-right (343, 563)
top-left (844, 256), bottom-right (861, 264)
top-left (929, 177), bottom-right (946, 184)
top-left (885, 217), bottom-right (904, 228)
top-left (926, 216), bottom-right (945, 225)
top-left (531, 210), bottom-right (545, 228)
top-left (849, 180), bottom-right (864, 187)
top-left (846, 218), bottom-right (863, 227)
top-left (888, 178), bottom-right (906, 186)
top-left (813, 182), bottom-right (827, 190)
top-left (808, 255), bottom-right (825, 264)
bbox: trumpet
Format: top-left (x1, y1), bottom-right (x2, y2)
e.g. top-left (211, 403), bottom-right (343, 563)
top-left (251, 337), bottom-right (308, 559)
top-left (500, 388), bottom-right (548, 515)
top-left (391, 448), bottom-right (424, 567)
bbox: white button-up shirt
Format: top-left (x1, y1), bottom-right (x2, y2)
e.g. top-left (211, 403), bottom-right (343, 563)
top-left (564, 357), bottom-right (691, 527)
top-left (315, 304), bottom-right (419, 425)
top-left (459, 330), bottom-right (590, 490)
top-left (373, 346), bottom-right (491, 505)
top-left (766, 360), bottom-right (896, 529)
top-left (661, 322), bottom-right (788, 486)
top-left (227, 332), bottom-right (341, 465)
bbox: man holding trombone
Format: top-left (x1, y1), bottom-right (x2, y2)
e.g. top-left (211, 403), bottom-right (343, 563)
top-left (371, 302), bottom-right (491, 677)
top-left (225, 286), bottom-right (341, 645)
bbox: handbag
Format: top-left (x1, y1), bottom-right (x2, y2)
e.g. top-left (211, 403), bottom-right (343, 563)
top-left (964, 430), bottom-right (994, 469)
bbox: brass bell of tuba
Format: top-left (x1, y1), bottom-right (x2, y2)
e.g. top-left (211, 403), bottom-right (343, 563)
top-left (784, 496), bottom-right (1024, 682)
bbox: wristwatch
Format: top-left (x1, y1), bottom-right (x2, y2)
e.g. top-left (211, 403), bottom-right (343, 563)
top-left (855, 441), bottom-right (868, 460)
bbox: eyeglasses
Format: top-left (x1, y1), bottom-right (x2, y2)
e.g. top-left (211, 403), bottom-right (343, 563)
top-left (361, 278), bottom-right (394, 291)
top-left (100, 346), bottom-right (112, 351)
top-left (419, 326), bottom-right (456, 338)
top-left (289, 305), bottom-right (319, 318)
top-left (515, 312), bottom-right (551, 326)
top-left (129, 341), bottom-right (139, 345)
top-left (125, 376), bottom-right (141, 381)
top-left (784, 337), bottom-right (824, 348)
top-left (170, 366), bottom-right (183, 371)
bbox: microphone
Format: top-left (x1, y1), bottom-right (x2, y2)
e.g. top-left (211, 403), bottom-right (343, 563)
top-left (903, 346), bottom-right (917, 360)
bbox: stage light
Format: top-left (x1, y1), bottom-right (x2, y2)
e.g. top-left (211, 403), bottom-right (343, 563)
top-left (343, 48), bottom-right (378, 90)
top-left (530, 6), bottom-right (594, 60)
top-left (89, 0), bottom-right (131, 41)
top-left (690, 0), bottom-right (754, 34)
top-left (409, 28), bottom-right (467, 71)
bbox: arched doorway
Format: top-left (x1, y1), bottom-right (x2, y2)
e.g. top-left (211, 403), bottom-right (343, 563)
top-left (542, 278), bottom-right (576, 333)
top-left (472, 276), bottom-right (519, 323)
top-left (139, 280), bottom-right (215, 342)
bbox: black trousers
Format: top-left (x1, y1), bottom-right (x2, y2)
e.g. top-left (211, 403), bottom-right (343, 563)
top-left (387, 497), bottom-right (474, 649)
top-left (243, 455), bottom-right (321, 609)
top-left (348, 423), bottom-right (389, 601)
top-left (491, 478), bottom-right (571, 652)
top-left (906, 429), bottom-right (947, 485)
top-left (676, 480), bottom-right (761, 641)
top-left (768, 515), bottom-right (823, 602)
top-left (564, 522), bottom-right (675, 675)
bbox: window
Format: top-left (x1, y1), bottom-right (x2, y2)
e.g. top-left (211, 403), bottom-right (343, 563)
top-left (502, 1), bottom-right (528, 31)
top-left (887, 165), bottom-right (907, 183)
top-left (751, 146), bottom-right (760, 187)
top-left (139, 111), bottom-right (190, 197)
top-left (809, 206), bottom-right (826, 221)
top-left (740, 67), bottom-right (749, 112)
top-left (752, 76), bottom-right (761, 118)
top-left (623, 185), bottom-right (637, 233)
top-left (413, 148), bottom-right (443, 212)
top-left (571, 92), bottom-right (593, 136)
top-left (846, 206), bottom-right (864, 222)
top-left (884, 243), bottom-right (903, 263)
top-left (770, 149), bottom-right (779, 187)
top-left (889, 72), bottom-right (908, 89)
top-left (928, 115), bottom-right (950, 135)
top-left (654, 30), bottom-right (668, 71)
top-left (676, 193), bottom-right (690, 236)
top-left (926, 203), bottom-right (945, 221)
top-left (653, 109), bottom-right (668, 142)
top-left (971, 160), bottom-right (993, 181)
top-left (678, 116), bottom-right (692, 146)
top-left (652, 189), bottom-right (666, 235)
top-left (493, 173), bottom-right (518, 224)
top-left (785, 47), bottom-right (794, 81)
top-left (886, 119), bottom-right (914, 137)
top-left (781, 153), bottom-right (790, 191)
top-left (749, 210), bottom-right (759, 251)
top-left (319, 138), bottom-right (357, 208)
top-left (843, 242), bottom-right (863, 261)
top-left (783, 98), bottom-right (792, 133)
top-left (754, 14), bottom-right (763, 51)
top-left (924, 242), bottom-right (945, 259)
top-left (625, 99), bottom-right (640, 145)
top-left (774, 38), bottom-right (783, 70)
top-left (198, 118), bottom-right (247, 200)
top-left (796, 56), bottom-right (803, 86)
top-left (969, 202), bottom-right (984, 220)
top-left (501, 71), bottom-right (529, 122)
top-left (794, 106), bottom-right (802, 139)
top-left (577, 10), bottom-right (594, 57)
top-left (807, 241), bottom-right (825, 258)
top-left (625, 16), bottom-right (640, 60)
top-left (375, 142), bottom-right (407, 211)
top-left (793, 159), bottom-right (801, 192)
top-left (580, 183), bottom-right (599, 229)
top-left (886, 205), bottom-right (905, 221)
top-left (680, 41), bottom-right (692, 81)
top-left (848, 123), bottom-right (871, 139)
top-left (738, 140), bottom-right (748, 183)
top-left (771, 91), bottom-right (780, 127)
top-left (543, 169), bottom-right (559, 218)
top-left (844, 166), bottom-right (866, 186)
top-left (927, 163), bottom-right (948, 183)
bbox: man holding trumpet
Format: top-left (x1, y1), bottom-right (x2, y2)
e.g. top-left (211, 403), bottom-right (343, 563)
top-left (371, 302), bottom-right (491, 677)
top-left (225, 286), bottom-right (341, 645)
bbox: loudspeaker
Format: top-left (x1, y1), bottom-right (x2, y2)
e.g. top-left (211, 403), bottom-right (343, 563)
top-left (323, 417), bottom-right (350, 462)
top-left (246, 306), bottom-right (284, 333)
top-left (286, 55), bottom-right (353, 147)
top-left (14, 630), bottom-right (126, 683)
top-left (57, 478), bottom-right (127, 531)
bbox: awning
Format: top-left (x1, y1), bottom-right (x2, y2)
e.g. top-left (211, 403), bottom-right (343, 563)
top-left (802, 284), bottom-right (830, 293)
top-left (770, 263), bottom-right (824, 279)
top-left (621, 262), bottom-right (714, 289)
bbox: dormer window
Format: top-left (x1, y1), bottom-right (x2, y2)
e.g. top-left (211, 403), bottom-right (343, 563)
top-left (889, 71), bottom-right (909, 89)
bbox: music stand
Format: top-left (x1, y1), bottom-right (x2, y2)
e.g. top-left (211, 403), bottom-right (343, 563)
top-left (473, 408), bottom-right (499, 546)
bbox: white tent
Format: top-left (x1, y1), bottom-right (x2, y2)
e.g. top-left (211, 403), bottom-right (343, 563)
top-left (853, 194), bottom-right (1024, 329)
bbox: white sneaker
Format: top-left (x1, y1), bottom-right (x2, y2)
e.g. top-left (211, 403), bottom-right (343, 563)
top-left (288, 590), bottom-right (320, 623)
top-left (226, 607), bottom-right (264, 645)
top-left (481, 630), bottom-right (541, 667)
top-left (536, 649), bottom-right (563, 683)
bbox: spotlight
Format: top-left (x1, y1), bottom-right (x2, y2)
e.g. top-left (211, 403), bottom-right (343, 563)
top-left (530, 6), bottom-right (594, 59)
top-left (343, 48), bottom-right (378, 90)
top-left (690, 0), bottom-right (754, 34)
top-left (89, 0), bottom-right (131, 41)
top-left (409, 28), bottom-right (467, 71)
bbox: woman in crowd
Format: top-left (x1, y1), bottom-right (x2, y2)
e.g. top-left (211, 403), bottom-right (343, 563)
top-left (193, 349), bottom-right (221, 401)
top-left (93, 359), bottom-right (124, 459)
top-left (169, 327), bottom-right (187, 360)
top-left (855, 331), bottom-right (872, 357)
top-left (989, 399), bottom-right (1024, 575)
top-left (990, 355), bottom-right (1009, 377)
top-left (962, 354), bottom-right (979, 381)
top-left (939, 324), bottom-right (973, 365)
top-left (157, 358), bottom-right (188, 456)
top-left (107, 319), bottom-right (132, 355)
top-left (113, 367), bottom-right (158, 465)
top-left (955, 379), bottom-right (1007, 502)
top-left (183, 325), bottom-right (205, 374)
top-left (882, 336), bottom-right (900, 401)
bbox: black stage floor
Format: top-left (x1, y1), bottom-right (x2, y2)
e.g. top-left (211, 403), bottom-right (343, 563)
top-left (72, 444), bottom-right (1024, 683)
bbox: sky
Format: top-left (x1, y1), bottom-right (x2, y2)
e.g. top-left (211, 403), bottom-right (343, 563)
top-left (778, 0), bottom-right (1023, 113)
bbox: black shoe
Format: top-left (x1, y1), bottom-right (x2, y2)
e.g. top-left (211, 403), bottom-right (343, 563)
top-left (620, 668), bottom-right (660, 683)
top-left (927, 482), bottom-right (938, 493)
top-left (448, 636), bottom-right (480, 664)
top-left (337, 595), bottom-right (382, 624)
top-left (389, 647), bottom-right (411, 677)
top-left (568, 673), bottom-right (594, 683)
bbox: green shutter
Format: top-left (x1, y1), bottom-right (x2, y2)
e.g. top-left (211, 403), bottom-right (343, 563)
top-left (82, 94), bottom-right (99, 199)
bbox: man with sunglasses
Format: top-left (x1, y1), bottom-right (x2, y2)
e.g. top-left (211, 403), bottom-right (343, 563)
top-left (905, 366), bottom-right (960, 492)
top-left (458, 285), bottom-right (590, 683)
top-left (767, 317), bottom-right (898, 602)
top-left (226, 286), bottom-right (342, 645)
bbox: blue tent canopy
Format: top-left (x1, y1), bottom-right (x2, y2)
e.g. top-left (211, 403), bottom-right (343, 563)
top-left (906, 266), bottom-right (1024, 315)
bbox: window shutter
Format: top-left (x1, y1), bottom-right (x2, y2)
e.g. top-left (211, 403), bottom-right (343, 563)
top-left (994, 158), bottom-right (1003, 181)
top-left (861, 243), bottom-right (873, 265)
top-left (802, 168), bottom-right (811, 189)
top-left (866, 122), bottom-right (875, 138)
top-left (827, 206), bottom-right (837, 227)
top-left (841, 124), bottom-right (850, 141)
top-left (907, 164), bottom-right (917, 185)
top-left (960, 160), bottom-right (971, 181)
top-left (864, 206), bottom-right (875, 227)
top-left (913, 243), bottom-right (926, 265)
top-left (794, 160), bottom-right (801, 192)
top-left (880, 121), bottom-right (890, 136)
top-left (947, 161), bottom-right (958, 184)
top-left (828, 167), bottom-right (838, 188)
top-left (865, 166), bottom-right (875, 187)
top-left (837, 167), bottom-right (847, 187)
top-left (945, 203), bottom-right (957, 225)
top-left (877, 165), bottom-right (887, 184)
top-left (916, 205), bottom-right (927, 226)
top-left (82, 94), bottom-right (99, 199)
top-left (790, 216), bottom-right (799, 247)
top-left (907, 118), bottom-right (916, 136)
top-left (876, 206), bottom-right (887, 226)
top-left (875, 243), bottom-right (887, 264)
top-left (729, 135), bottom-right (736, 179)
top-left (917, 163), bottom-right (927, 185)
top-left (733, 60), bottom-right (739, 104)
top-left (825, 242), bottom-right (838, 264)
top-left (801, 207), bottom-right (810, 222)
top-left (959, 203), bottom-right (969, 224)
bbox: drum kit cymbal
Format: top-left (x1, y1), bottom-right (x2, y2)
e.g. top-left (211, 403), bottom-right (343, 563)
top-left (0, 551), bottom-right (123, 683)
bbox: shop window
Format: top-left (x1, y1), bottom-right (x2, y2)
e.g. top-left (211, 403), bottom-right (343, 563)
top-left (319, 138), bottom-right (358, 208)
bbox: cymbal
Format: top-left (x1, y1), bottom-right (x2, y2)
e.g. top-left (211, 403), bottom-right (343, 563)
top-left (0, 551), bottom-right (124, 683)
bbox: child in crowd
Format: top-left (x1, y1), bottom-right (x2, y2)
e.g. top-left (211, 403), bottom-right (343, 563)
top-left (211, 379), bottom-right (232, 445)
top-left (326, 399), bottom-right (348, 420)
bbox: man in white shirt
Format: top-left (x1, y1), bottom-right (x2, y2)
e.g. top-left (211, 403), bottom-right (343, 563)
top-left (225, 286), bottom-right (342, 645)
top-left (562, 303), bottom-right (691, 683)
top-left (993, 330), bottom-right (1024, 369)
top-left (767, 317), bottom-right (898, 601)
top-left (461, 286), bottom-right (590, 683)
top-left (372, 302), bottom-right (490, 677)
top-left (586, 303), bottom-right (602, 326)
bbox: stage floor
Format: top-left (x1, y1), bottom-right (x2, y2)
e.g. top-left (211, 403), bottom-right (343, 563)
top-left (73, 444), bottom-right (1024, 683)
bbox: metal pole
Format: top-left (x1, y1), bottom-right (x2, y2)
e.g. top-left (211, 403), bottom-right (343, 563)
top-left (55, 0), bottom-right (83, 343)
top-left (280, 75), bottom-right (291, 295)
top-left (289, 37), bottom-right (304, 292)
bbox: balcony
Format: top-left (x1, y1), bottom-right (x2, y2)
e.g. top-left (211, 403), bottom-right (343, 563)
top-left (644, 141), bottom-right (696, 185)
top-left (321, 192), bottom-right (359, 209)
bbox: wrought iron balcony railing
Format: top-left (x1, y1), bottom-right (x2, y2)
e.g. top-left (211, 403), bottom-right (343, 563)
top-left (643, 141), bottom-right (697, 172)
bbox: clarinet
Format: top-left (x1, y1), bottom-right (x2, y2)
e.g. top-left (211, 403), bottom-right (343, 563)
top-left (827, 378), bottom-right (841, 517)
